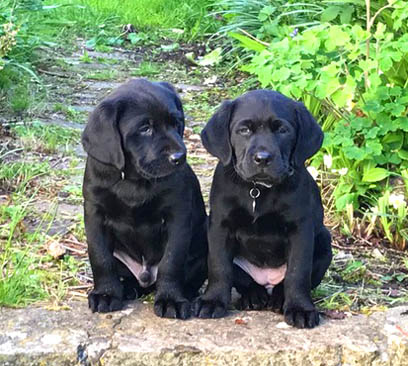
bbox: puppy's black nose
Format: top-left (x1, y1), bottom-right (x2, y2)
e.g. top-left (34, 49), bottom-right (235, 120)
top-left (253, 151), bottom-right (272, 166)
top-left (168, 152), bottom-right (186, 166)
top-left (139, 271), bottom-right (151, 285)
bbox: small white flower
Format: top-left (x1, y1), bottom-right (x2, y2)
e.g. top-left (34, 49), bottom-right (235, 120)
top-left (389, 193), bottom-right (406, 210)
top-left (338, 168), bottom-right (348, 176)
top-left (370, 205), bottom-right (379, 215)
top-left (323, 154), bottom-right (333, 169)
top-left (307, 166), bottom-right (319, 180)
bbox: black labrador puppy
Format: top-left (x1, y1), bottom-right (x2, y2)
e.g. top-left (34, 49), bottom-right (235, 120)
top-left (82, 79), bottom-right (207, 319)
top-left (194, 90), bottom-right (332, 328)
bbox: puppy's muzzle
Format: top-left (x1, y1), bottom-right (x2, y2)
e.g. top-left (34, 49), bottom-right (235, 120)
top-left (139, 271), bottom-right (152, 287)
top-left (253, 151), bottom-right (273, 166)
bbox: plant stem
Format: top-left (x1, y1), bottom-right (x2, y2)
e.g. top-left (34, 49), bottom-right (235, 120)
top-left (365, 0), bottom-right (370, 91)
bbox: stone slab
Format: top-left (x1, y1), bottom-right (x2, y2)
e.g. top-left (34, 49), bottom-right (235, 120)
top-left (0, 302), bottom-right (407, 366)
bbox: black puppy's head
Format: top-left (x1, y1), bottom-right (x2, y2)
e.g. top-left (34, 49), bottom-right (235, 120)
top-left (201, 90), bottom-right (323, 185)
top-left (82, 79), bottom-right (186, 179)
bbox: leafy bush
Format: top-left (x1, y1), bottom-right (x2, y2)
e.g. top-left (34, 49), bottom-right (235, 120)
top-left (227, 0), bottom-right (408, 249)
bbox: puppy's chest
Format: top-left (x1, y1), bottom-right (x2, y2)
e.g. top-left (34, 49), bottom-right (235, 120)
top-left (101, 188), bottom-right (166, 231)
top-left (222, 205), bottom-right (296, 267)
top-left (223, 204), bottom-right (296, 237)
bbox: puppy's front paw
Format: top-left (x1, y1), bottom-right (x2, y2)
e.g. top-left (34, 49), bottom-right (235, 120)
top-left (237, 285), bottom-right (268, 310)
top-left (193, 297), bottom-right (227, 319)
top-left (154, 293), bottom-right (191, 320)
top-left (268, 284), bottom-right (284, 313)
top-left (88, 291), bottom-right (123, 313)
top-left (283, 305), bottom-right (320, 328)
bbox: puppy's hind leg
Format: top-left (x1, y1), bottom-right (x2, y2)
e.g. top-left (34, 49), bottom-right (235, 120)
top-left (234, 265), bottom-right (269, 310)
top-left (311, 227), bottom-right (332, 289)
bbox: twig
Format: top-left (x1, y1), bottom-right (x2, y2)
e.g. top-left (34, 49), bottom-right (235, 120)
top-left (37, 69), bottom-right (70, 78)
top-left (61, 244), bottom-right (86, 254)
top-left (68, 284), bottom-right (93, 290)
top-left (0, 148), bottom-right (23, 160)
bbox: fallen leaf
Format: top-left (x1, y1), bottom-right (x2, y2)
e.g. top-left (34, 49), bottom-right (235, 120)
top-left (47, 240), bottom-right (66, 259)
top-left (324, 310), bottom-right (346, 320)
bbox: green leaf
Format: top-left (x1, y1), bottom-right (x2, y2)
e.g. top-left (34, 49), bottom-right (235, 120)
top-left (362, 168), bottom-right (390, 182)
top-left (382, 132), bottom-right (404, 149)
top-left (161, 43), bottom-right (180, 52)
top-left (374, 22), bottom-right (387, 40)
top-left (385, 102), bottom-right (405, 116)
top-left (398, 150), bottom-right (408, 160)
top-left (340, 5), bottom-right (354, 24)
top-left (344, 146), bottom-right (366, 160)
top-left (325, 26), bottom-right (350, 50)
top-left (335, 193), bottom-right (357, 211)
top-left (229, 33), bottom-right (267, 52)
top-left (271, 67), bottom-right (290, 82)
top-left (379, 55), bottom-right (393, 71)
top-left (321, 6), bottom-right (340, 22)
top-left (198, 47), bottom-right (222, 66)
top-left (302, 31), bottom-right (320, 53)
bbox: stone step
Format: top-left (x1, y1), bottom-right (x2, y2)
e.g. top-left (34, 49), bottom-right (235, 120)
top-left (1, 302), bottom-right (407, 366)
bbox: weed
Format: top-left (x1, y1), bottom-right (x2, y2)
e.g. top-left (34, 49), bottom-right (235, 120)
top-left (84, 69), bottom-right (118, 80)
top-left (0, 161), bottom-right (50, 193)
top-left (12, 122), bottom-right (80, 154)
top-left (54, 103), bottom-right (86, 123)
top-left (188, 156), bottom-right (206, 165)
top-left (130, 61), bottom-right (162, 77)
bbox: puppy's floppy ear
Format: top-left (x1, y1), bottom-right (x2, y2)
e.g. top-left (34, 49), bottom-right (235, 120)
top-left (157, 81), bottom-right (185, 137)
top-left (292, 102), bottom-right (324, 167)
top-left (82, 100), bottom-right (125, 171)
top-left (201, 100), bottom-right (234, 165)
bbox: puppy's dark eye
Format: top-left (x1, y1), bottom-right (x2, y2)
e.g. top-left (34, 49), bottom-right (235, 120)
top-left (139, 124), bottom-right (153, 136)
top-left (278, 126), bottom-right (288, 134)
top-left (238, 127), bottom-right (251, 136)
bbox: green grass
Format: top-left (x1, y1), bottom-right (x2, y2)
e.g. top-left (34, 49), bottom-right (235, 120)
top-left (0, 161), bottom-right (51, 193)
top-left (130, 61), bottom-right (162, 77)
top-left (53, 103), bottom-right (87, 123)
top-left (84, 69), bottom-right (119, 81)
top-left (69, 0), bottom-right (217, 39)
top-left (12, 122), bottom-right (81, 154)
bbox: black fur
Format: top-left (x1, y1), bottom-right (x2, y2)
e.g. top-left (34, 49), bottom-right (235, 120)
top-left (82, 79), bottom-right (207, 319)
top-left (194, 90), bottom-right (332, 328)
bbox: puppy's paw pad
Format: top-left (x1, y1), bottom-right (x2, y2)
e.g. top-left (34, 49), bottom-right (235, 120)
top-left (284, 309), bottom-right (320, 329)
top-left (154, 298), bottom-right (191, 320)
top-left (193, 298), bottom-right (227, 319)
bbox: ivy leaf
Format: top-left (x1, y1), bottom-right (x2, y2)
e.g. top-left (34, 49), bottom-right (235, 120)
top-left (325, 26), bottom-right (350, 50)
top-left (363, 100), bottom-right (384, 114)
top-left (271, 67), bottom-right (290, 82)
top-left (365, 140), bottom-right (383, 156)
top-left (379, 55), bottom-right (393, 71)
top-left (385, 102), bottom-right (405, 116)
top-left (362, 168), bottom-right (390, 182)
top-left (396, 117), bottom-right (408, 131)
top-left (344, 146), bottom-right (366, 160)
top-left (365, 127), bottom-right (380, 139)
top-left (302, 31), bottom-right (320, 53)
